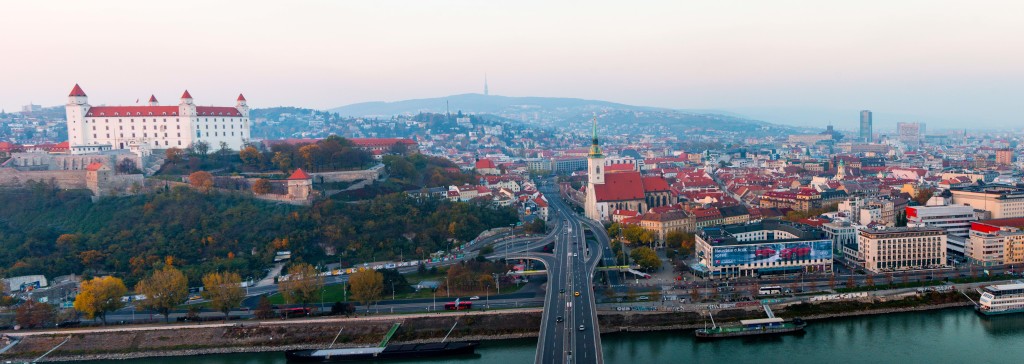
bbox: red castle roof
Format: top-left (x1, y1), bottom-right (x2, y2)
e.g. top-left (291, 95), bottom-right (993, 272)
top-left (85, 162), bottom-right (105, 171)
top-left (148, 95), bottom-right (158, 102)
top-left (69, 84), bottom-right (87, 97)
top-left (237, 94), bottom-right (246, 101)
top-left (287, 168), bottom-right (311, 180)
top-left (84, 106), bottom-right (241, 117)
top-left (181, 90), bottom-right (193, 99)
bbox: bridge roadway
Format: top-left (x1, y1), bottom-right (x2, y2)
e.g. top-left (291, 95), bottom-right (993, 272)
top-left (530, 186), bottom-right (604, 364)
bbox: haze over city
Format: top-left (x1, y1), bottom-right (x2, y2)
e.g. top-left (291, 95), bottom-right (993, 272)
top-left (2, 0), bottom-right (1023, 129)
top-left (7, 2), bottom-right (1024, 364)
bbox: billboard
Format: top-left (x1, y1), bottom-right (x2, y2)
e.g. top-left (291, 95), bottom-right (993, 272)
top-left (712, 240), bottom-right (832, 266)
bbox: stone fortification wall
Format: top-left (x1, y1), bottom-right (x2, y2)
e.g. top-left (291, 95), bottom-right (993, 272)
top-left (311, 164), bottom-right (384, 183)
top-left (0, 168), bottom-right (87, 189)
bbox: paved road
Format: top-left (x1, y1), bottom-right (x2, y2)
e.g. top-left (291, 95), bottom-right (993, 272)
top-left (535, 187), bottom-right (604, 364)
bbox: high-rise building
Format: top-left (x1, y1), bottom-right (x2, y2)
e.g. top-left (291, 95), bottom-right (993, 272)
top-left (897, 122), bottom-right (924, 146)
top-left (996, 149), bottom-right (1014, 165)
top-left (65, 84), bottom-right (250, 154)
top-left (859, 110), bottom-right (873, 143)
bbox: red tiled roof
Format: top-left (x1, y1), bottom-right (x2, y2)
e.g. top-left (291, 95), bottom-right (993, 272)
top-left (86, 106), bottom-right (180, 117)
top-left (621, 216), bottom-right (643, 224)
top-left (641, 176), bottom-right (670, 192)
top-left (534, 198), bottom-right (548, 208)
top-left (287, 168), bottom-right (311, 180)
top-left (691, 207), bottom-right (722, 219)
top-left (195, 106), bottom-right (243, 116)
top-left (85, 162), bottom-right (105, 171)
top-left (0, 142), bottom-right (21, 152)
top-left (84, 106), bottom-right (242, 117)
top-left (475, 159), bottom-right (497, 169)
top-left (593, 172), bottom-right (646, 202)
top-left (605, 163), bottom-right (635, 173)
top-left (69, 84), bottom-right (86, 97)
top-left (148, 95), bottom-right (158, 102)
top-left (613, 210), bottom-right (640, 217)
top-left (974, 219), bottom-right (1024, 233)
top-left (237, 93), bottom-right (246, 101)
top-left (798, 218), bottom-right (830, 227)
top-left (181, 90), bottom-right (193, 99)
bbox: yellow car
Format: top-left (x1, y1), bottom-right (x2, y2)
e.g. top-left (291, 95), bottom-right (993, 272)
top-left (574, 291), bottom-right (580, 297)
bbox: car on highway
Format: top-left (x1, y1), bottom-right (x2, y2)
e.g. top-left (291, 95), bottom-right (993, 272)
top-left (637, 296), bottom-right (649, 301)
top-left (559, 288), bottom-right (565, 294)
top-left (574, 291), bottom-right (580, 297)
top-left (557, 316), bottom-right (564, 322)
top-left (469, 296), bottom-right (480, 300)
top-left (579, 325), bottom-right (585, 331)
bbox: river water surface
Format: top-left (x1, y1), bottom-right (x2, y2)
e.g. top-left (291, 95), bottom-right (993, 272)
top-left (81, 308), bottom-right (1024, 364)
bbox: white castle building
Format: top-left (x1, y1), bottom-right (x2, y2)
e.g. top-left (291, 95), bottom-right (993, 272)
top-left (65, 84), bottom-right (251, 155)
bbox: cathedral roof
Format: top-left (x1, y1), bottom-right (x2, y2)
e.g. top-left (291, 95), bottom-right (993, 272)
top-left (593, 172), bottom-right (645, 202)
top-left (592, 172), bottom-right (671, 202)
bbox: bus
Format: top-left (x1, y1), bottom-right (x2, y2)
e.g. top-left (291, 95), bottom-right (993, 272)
top-left (759, 285), bottom-right (782, 295)
top-left (444, 302), bottom-right (473, 310)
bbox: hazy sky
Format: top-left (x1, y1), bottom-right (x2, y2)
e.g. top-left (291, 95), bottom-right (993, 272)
top-left (1, 1), bottom-right (1022, 129)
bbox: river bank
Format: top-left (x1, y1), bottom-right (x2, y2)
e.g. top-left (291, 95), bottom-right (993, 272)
top-left (0, 292), bottom-right (974, 362)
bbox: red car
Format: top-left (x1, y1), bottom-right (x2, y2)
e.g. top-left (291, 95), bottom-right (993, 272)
top-left (754, 248), bottom-right (776, 258)
top-left (780, 247), bottom-right (812, 260)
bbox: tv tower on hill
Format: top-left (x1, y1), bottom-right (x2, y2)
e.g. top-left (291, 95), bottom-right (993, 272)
top-left (484, 73), bottom-right (489, 96)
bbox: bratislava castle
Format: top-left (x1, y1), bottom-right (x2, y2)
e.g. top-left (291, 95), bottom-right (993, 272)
top-left (65, 84), bottom-right (251, 154)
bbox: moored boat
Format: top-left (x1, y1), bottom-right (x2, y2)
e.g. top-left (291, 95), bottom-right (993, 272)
top-left (976, 281), bottom-right (1024, 316)
top-left (284, 341), bottom-right (480, 362)
top-left (695, 317), bottom-right (806, 339)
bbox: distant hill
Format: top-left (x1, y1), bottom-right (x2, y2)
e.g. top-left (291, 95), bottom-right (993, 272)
top-left (329, 94), bottom-right (804, 136)
top-left (330, 93), bottom-right (655, 117)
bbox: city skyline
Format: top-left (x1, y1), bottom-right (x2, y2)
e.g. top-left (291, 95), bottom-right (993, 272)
top-left (2, 1), bottom-right (1023, 129)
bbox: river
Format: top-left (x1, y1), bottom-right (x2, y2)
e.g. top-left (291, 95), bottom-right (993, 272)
top-left (80, 307), bottom-right (1024, 364)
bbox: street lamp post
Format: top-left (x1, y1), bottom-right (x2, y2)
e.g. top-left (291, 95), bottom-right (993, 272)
top-left (486, 284), bottom-right (490, 310)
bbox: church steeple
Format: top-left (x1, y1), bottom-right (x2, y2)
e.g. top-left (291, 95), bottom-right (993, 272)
top-left (834, 158), bottom-right (847, 180)
top-left (588, 116), bottom-right (603, 158)
top-left (587, 116), bottom-right (605, 186)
